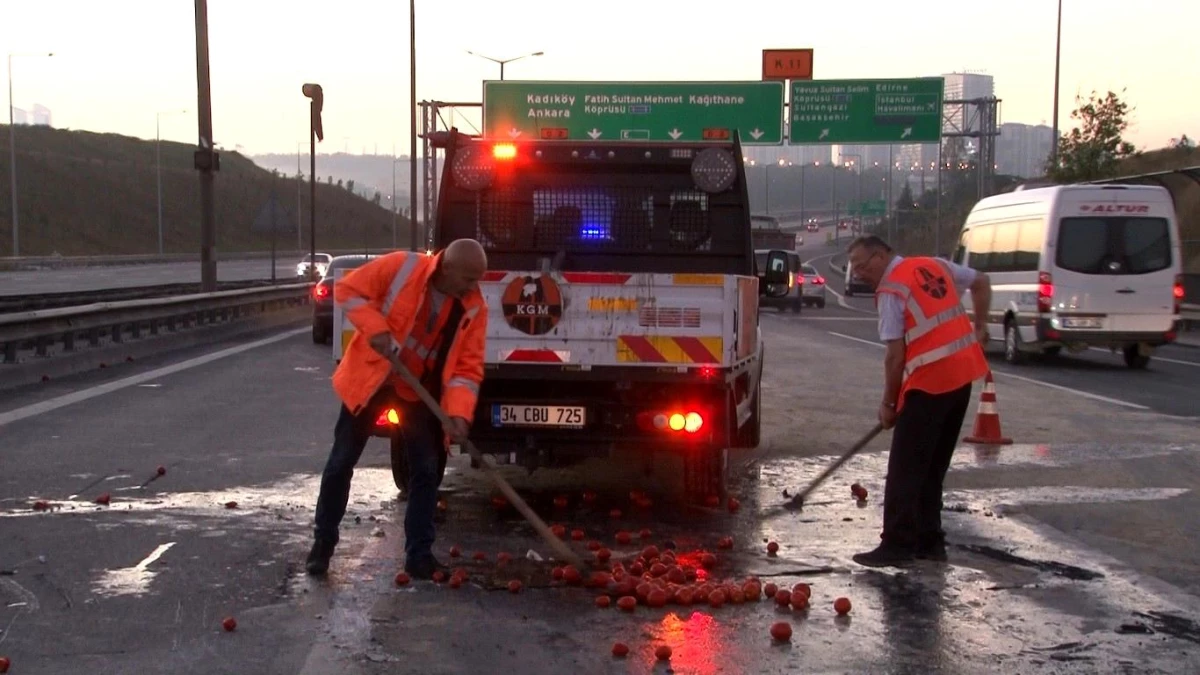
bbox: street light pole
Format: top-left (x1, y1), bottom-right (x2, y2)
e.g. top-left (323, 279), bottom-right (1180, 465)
top-left (1050, 0), bottom-right (1063, 168)
top-left (156, 109), bottom-right (187, 255)
top-left (466, 50), bottom-right (544, 81)
top-left (408, 0), bottom-right (418, 252)
top-left (8, 51), bottom-right (53, 257)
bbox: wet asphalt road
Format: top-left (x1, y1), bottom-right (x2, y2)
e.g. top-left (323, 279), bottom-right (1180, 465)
top-left (798, 248), bottom-right (1200, 420)
top-left (1, 307), bottom-right (1200, 672)
top-left (0, 259), bottom-right (304, 296)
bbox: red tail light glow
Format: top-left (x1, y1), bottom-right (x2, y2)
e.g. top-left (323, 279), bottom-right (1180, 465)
top-left (493, 143), bottom-right (517, 160)
top-left (313, 284), bottom-right (330, 300)
top-left (375, 408), bottom-right (400, 427)
top-left (814, 276), bottom-right (825, 285)
top-left (1174, 274), bottom-right (1184, 314)
top-left (698, 365), bottom-right (716, 379)
top-left (1037, 271), bottom-right (1054, 313)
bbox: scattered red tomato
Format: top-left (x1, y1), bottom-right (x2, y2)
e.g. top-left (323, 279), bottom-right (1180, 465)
top-left (609, 508), bottom-right (622, 519)
top-left (763, 582), bottom-right (778, 597)
top-left (700, 553), bottom-right (717, 569)
top-left (791, 592), bottom-right (809, 610)
top-left (472, 551), bottom-right (487, 561)
top-left (641, 544), bottom-right (659, 560)
top-left (491, 496), bottom-right (508, 510)
top-left (596, 548), bottom-right (612, 563)
top-left (639, 528), bottom-right (653, 540)
top-left (553, 495), bottom-right (569, 508)
top-left (0, 656), bottom-right (10, 673)
top-left (221, 616), bottom-right (237, 632)
top-left (655, 645), bottom-right (672, 660)
top-left (582, 490), bottom-right (598, 504)
top-left (507, 580), bottom-right (522, 593)
top-left (595, 595), bottom-right (611, 608)
top-left (571, 529), bottom-right (585, 541)
top-left (449, 545), bottom-right (461, 558)
top-left (394, 572), bottom-right (410, 586)
top-left (156, 465), bottom-right (167, 476)
top-left (95, 493), bottom-right (111, 506)
top-left (767, 541), bottom-right (780, 555)
top-left (770, 621), bottom-right (793, 641)
top-left (224, 500), bottom-right (237, 509)
top-left (629, 562), bottom-right (644, 576)
top-left (32, 500), bottom-right (49, 511)
top-left (647, 589), bottom-right (668, 608)
top-left (775, 590), bottom-right (792, 607)
top-left (551, 524), bottom-right (567, 538)
top-left (708, 589), bottom-right (727, 608)
top-left (667, 567), bottom-right (686, 584)
top-left (611, 642), bottom-right (629, 657)
top-left (676, 588), bottom-right (695, 606)
top-left (562, 566), bottom-right (583, 585)
top-left (615, 531), bottom-right (632, 545)
top-left (742, 581), bottom-right (761, 601)
top-left (617, 596), bottom-right (637, 612)
top-left (587, 540), bottom-right (602, 551)
top-left (449, 576), bottom-right (463, 589)
top-left (717, 536), bottom-right (733, 550)
top-left (496, 552), bottom-right (512, 565)
top-left (792, 583), bottom-right (811, 599)
top-left (704, 494), bottom-right (721, 508)
top-left (437, 499), bottom-right (448, 511)
top-left (834, 597), bottom-right (852, 615)
top-left (432, 571), bottom-right (446, 583)
top-left (551, 566), bottom-right (564, 581)
top-left (727, 497), bottom-right (741, 513)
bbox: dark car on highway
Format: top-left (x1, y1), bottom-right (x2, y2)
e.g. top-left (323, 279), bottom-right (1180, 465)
top-left (311, 254), bottom-right (378, 344)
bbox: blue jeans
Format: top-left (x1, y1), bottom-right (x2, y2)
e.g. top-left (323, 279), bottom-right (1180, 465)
top-left (313, 395), bottom-right (442, 564)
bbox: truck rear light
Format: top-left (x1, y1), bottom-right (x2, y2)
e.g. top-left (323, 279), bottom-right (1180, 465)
top-left (1174, 274), bottom-right (1184, 314)
top-left (698, 365), bottom-right (716, 380)
top-left (1037, 271), bottom-right (1054, 313)
top-left (492, 143), bottom-right (517, 160)
top-left (640, 409), bottom-right (705, 434)
top-left (375, 408), bottom-right (400, 427)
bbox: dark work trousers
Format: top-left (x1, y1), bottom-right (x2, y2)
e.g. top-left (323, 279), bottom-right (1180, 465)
top-left (313, 390), bottom-right (444, 565)
top-left (881, 383), bottom-right (973, 549)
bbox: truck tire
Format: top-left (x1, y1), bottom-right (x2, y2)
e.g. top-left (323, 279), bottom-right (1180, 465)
top-left (684, 447), bottom-right (728, 504)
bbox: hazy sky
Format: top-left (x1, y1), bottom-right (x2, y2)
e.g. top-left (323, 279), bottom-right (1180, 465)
top-left (4, 0), bottom-right (1197, 156)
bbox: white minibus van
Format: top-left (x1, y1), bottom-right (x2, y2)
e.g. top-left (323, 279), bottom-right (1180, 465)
top-left (953, 184), bottom-right (1183, 368)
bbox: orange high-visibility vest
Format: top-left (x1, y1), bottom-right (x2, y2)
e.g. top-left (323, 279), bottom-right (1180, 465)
top-left (332, 251), bottom-right (488, 421)
top-left (875, 257), bottom-right (988, 411)
top-left (390, 287), bottom-right (457, 402)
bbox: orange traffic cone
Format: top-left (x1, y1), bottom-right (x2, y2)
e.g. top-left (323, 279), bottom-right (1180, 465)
top-left (962, 372), bottom-right (1013, 445)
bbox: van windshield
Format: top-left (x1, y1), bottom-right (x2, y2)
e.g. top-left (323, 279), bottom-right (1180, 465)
top-left (1056, 217), bottom-right (1172, 275)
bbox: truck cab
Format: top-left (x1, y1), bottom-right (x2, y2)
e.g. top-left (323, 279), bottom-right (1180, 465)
top-left (431, 130), bottom-right (787, 501)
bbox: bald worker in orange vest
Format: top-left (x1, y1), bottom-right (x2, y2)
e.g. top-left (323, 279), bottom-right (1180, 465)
top-left (846, 235), bottom-right (992, 567)
top-left (306, 239), bottom-right (489, 579)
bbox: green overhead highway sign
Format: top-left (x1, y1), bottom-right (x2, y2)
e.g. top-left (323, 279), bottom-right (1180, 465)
top-left (789, 78), bottom-right (944, 145)
top-left (482, 81), bottom-right (785, 145)
top-left (850, 199), bottom-right (887, 216)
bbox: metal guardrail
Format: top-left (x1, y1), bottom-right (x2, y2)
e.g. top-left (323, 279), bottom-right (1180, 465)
top-left (0, 248), bottom-right (384, 272)
top-left (0, 283), bottom-right (312, 364)
top-left (0, 280), bottom-right (289, 314)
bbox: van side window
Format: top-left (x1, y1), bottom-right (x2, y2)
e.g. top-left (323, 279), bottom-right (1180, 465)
top-left (953, 231), bottom-right (969, 265)
top-left (1014, 219), bottom-right (1045, 271)
top-left (965, 224), bottom-right (994, 272)
top-left (990, 221), bottom-right (1019, 272)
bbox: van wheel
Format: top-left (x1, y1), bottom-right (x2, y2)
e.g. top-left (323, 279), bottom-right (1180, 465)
top-left (1004, 320), bottom-right (1026, 365)
top-left (1042, 346), bottom-right (1062, 358)
top-left (1123, 345), bottom-right (1150, 369)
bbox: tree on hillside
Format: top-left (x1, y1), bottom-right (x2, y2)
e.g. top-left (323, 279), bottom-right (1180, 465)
top-left (346, 179), bottom-right (355, 193)
top-left (1045, 90), bottom-right (1137, 183)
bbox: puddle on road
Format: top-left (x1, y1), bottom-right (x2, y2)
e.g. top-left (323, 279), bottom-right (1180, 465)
top-left (93, 541), bottom-right (177, 598)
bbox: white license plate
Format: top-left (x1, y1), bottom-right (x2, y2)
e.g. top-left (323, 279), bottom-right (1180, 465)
top-left (492, 404), bottom-right (586, 428)
top-left (1063, 317), bottom-right (1103, 329)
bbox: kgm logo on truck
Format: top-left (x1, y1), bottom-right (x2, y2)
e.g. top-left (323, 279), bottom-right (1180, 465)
top-left (501, 273), bottom-right (564, 335)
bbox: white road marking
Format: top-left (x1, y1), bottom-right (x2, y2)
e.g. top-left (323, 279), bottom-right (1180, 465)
top-left (94, 542), bottom-right (177, 598)
top-left (825, 331), bottom-right (1149, 410)
top-left (807, 253), bottom-right (875, 315)
top-left (0, 327), bottom-right (309, 428)
top-left (1088, 347), bottom-right (1199, 368)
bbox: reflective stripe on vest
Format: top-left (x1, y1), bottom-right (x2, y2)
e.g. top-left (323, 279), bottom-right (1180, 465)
top-left (382, 254), bottom-right (422, 316)
top-left (338, 296), bottom-right (367, 311)
top-left (904, 333), bottom-right (978, 378)
top-left (907, 304), bottom-right (968, 343)
top-left (446, 376), bottom-right (479, 395)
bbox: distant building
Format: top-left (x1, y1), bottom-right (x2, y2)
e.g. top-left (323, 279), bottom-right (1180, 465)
top-left (12, 107), bottom-right (28, 125)
top-left (31, 104), bottom-right (51, 127)
top-left (996, 122), bottom-right (1054, 178)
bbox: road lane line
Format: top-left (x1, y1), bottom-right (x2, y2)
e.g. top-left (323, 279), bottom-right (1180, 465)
top-left (807, 253), bottom-right (876, 315)
top-left (824, 331), bottom-right (1150, 410)
top-left (0, 327), bottom-right (309, 428)
top-left (1088, 347), bottom-right (1199, 368)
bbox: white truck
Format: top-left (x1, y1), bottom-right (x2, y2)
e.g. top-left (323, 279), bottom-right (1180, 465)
top-left (423, 131), bottom-right (787, 501)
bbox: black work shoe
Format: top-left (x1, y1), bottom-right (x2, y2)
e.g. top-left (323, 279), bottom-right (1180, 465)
top-left (404, 556), bottom-right (448, 581)
top-left (852, 544), bottom-right (915, 568)
top-left (915, 542), bottom-right (948, 562)
top-left (305, 539), bottom-right (336, 576)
